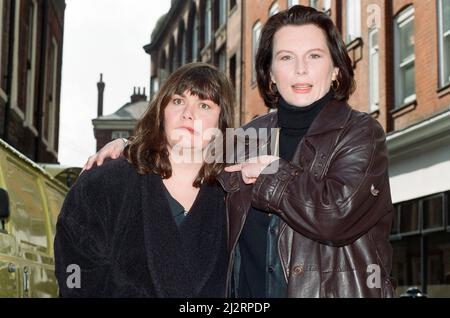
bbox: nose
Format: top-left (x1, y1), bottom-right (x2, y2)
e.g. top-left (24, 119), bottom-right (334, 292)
top-left (181, 103), bottom-right (194, 120)
top-left (295, 58), bottom-right (307, 76)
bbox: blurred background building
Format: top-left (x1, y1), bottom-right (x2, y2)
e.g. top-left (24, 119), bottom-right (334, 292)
top-left (0, 0), bottom-right (66, 163)
top-left (145, 0), bottom-right (450, 297)
top-left (92, 74), bottom-right (148, 151)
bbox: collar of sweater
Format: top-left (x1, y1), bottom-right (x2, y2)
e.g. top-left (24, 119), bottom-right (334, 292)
top-left (278, 91), bottom-right (333, 131)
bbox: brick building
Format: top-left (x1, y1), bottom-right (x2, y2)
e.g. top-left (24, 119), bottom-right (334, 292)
top-left (0, 0), bottom-right (66, 163)
top-left (92, 74), bottom-right (148, 151)
top-left (147, 0), bottom-right (450, 297)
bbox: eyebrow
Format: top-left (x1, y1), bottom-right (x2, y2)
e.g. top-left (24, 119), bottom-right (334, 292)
top-left (275, 48), bottom-right (327, 56)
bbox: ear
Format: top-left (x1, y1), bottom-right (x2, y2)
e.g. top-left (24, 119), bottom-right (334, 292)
top-left (332, 67), bottom-right (339, 81)
top-left (270, 70), bottom-right (275, 84)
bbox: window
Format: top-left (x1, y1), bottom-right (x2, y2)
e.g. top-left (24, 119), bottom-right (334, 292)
top-left (219, 0), bottom-right (227, 26)
top-left (309, 0), bottom-right (318, 9)
top-left (399, 200), bottom-right (419, 235)
top-left (25, 0), bottom-right (38, 134)
top-left (43, 38), bottom-right (58, 153)
top-left (395, 6), bottom-right (415, 108)
top-left (269, 2), bottom-right (279, 17)
top-left (422, 194), bottom-right (444, 232)
top-left (346, 0), bottom-right (361, 43)
top-left (369, 27), bottom-right (379, 112)
top-left (193, 13), bottom-right (199, 61)
top-left (229, 54), bottom-right (236, 89)
top-left (438, 0), bottom-right (450, 87)
top-left (288, 0), bottom-right (299, 8)
top-left (205, 0), bottom-right (212, 45)
top-left (181, 31), bottom-right (187, 65)
top-left (218, 47), bottom-right (226, 72)
top-left (111, 131), bottom-right (130, 140)
top-left (252, 21), bottom-right (262, 83)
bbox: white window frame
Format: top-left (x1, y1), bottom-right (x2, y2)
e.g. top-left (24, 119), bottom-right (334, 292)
top-left (395, 6), bottom-right (416, 108)
top-left (323, 0), bottom-right (332, 12)
top-left (269, 2), bottom-right (279, 17)
top-left (287, 0), bottom-right (299, 9)
top-left (193, 13), bottom-right (199, 61)
top-left (10, 0), bottom-right (24, 120)
top-left (24, 0), bottom-right (38, 135)
top-left (252, 21), bottom-right (262, 83)
top-left (218, 0), bottom-right (227, 27)
top-left (0, 0), bottom-right (7, 102)
top-left (205, 0), bottom-right (212, 46)
top-left (346, 0), bottom-right (361, 43)
top-left (369, 27), bottom-right (380, 112)
top-left (43, 38), bottom-right (58, 156)
top-left (438, 0), bottom-right (450, 88)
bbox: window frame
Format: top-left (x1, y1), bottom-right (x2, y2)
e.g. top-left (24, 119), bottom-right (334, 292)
top-left (269, 1), bottom-right (279, 17)
top-left (394, 6), bottom-right (416, 108)
top-left (346, 0), bottom-right (361, 43)
top-left (204, 0), bottom-right (212, 46)
top-left (24, 0), bottom-right (38, 135)
top-left (369, 27), bottom-right (380, 113)
top-left (252, 21), bottom-right (262, 84)
top-left (437, 0), bottom-right (450, 88)
top-left (421, 193), bottom-right (446, 235)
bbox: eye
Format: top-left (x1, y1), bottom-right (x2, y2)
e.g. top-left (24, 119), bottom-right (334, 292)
top-left (280, 55), bottom-right (293, 61)
top-left (172, 98), bottom-right (184, 105)
top-left (200, 103), bottom-right (211, 110)
top-left (310, 53), bottom-right (321, 59)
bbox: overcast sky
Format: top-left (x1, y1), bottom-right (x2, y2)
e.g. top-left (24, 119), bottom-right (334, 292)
top-left (58, 0), bottom-right (171, 166)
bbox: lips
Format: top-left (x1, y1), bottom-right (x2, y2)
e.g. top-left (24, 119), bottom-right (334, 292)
top-left (292, 83), bottom-right (313, 93)
top-left (180, 126), bottom-right (196, 134)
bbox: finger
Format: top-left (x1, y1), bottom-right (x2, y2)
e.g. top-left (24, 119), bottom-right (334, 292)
top-left (96, 156), bottom-right (104, 166)
top-left (243, 177), bottom-right (257, 184)
top-left (224, 164), bottom-right (242, 172)
top-left (85, 157), bottom-right (95, 170)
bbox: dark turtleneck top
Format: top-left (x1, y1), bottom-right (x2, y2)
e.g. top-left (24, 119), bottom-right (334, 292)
top-left (237, 91), bottom-right (333, 298)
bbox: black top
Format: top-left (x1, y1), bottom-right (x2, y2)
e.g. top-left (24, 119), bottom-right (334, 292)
top-left (237, 91), bottom-right (333, 298)
top-left (163, 185), bottom-right (188, 227)
top-left (54, 158), bottom-right (227, 298)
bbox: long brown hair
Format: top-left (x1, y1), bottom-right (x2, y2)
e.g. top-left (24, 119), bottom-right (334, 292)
top-left (256, 5), bottom-right (356, 108)
top-left (124, 62), bottom-right (235, 187)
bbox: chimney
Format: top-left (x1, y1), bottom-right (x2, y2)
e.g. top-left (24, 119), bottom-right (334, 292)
top-left (97, 73), bottom-right (105, 117)
top-left (130, 86), bottom-right (148, 103)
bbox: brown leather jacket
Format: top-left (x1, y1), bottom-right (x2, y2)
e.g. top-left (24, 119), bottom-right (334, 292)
top-left (217, 100), bottom-right (395, 298)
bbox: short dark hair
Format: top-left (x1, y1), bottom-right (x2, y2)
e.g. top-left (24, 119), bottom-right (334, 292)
top-left (124, 63), bottom-right (235, 187)
top-left (256, 5), bottom-right (355, 108)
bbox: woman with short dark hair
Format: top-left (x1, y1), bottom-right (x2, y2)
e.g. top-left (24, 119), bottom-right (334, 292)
top-left (83, 5), bottom-right (395, 298)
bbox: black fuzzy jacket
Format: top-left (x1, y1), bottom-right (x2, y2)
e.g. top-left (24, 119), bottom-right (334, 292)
top-left (54, 158), bottom-right (228, 298)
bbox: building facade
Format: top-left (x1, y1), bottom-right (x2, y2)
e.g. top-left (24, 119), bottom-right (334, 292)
top-left (147, 0), bottom-right (450, 297)
top-left (0, 0), bottom-right (65, 163)
top-left (92, 74), bottom-right (148, 151)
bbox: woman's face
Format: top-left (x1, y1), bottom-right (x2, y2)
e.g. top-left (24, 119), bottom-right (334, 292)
top-left (164, 90), bottom-right (221, 152)
top-left (270, 24), bottom-right (339, 107)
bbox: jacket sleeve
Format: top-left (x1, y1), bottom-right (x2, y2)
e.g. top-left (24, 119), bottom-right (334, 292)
top-left (251, 116), bottom-right (392, 246)
top-left (54, 172), bottom-right (111, 297)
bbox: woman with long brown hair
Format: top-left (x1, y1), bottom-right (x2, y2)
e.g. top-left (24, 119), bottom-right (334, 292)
top-left (54, 63), bottom-right (234, 297)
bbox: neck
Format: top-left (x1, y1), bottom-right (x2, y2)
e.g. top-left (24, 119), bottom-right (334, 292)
top-left (168, 149), bottom-right (203, 181)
